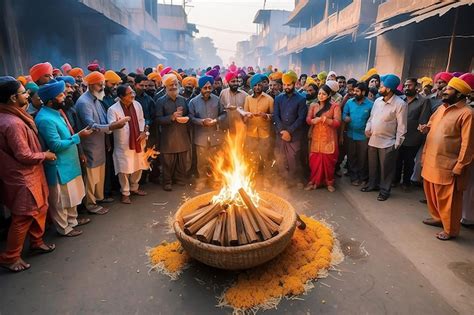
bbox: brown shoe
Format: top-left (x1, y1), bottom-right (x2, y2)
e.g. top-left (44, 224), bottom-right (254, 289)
top-left (76, 218), bottom-right (91, 226)
top-left (121, 195), bottom-right (131, 204)
top-left (131, 190), bottom-right (147, 196)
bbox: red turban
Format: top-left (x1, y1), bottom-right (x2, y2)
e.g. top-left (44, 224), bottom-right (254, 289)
top-left (459, 73), bottom-right (474, 90)
top-left (160, 66), bottom-right (172, 77)
top-left (225, 71), bottom-right (237, 83)
top-left (52, 68), bottom-right (62, 76)
top-left (29, 62), bottom-right (53, 82)
top-left (434, 72), bottom-right (453, 84)
top-left (69, 68), bottom-right (84, 78)
top-left (84, 71), bottom-right (105, 85)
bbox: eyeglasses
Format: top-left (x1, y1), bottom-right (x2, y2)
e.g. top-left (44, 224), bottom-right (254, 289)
top-left (17, 90), bottom-right (29, 96)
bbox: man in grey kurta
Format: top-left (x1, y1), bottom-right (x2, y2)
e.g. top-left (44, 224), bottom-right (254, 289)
top-left (219, 71), bottom-right (247, 133)
top-left (188, 75), bottom-right (227, 191)
top-left (156, 74), bottom-right (192, 191)
top-left (75, 72), bottom-right (129, 213)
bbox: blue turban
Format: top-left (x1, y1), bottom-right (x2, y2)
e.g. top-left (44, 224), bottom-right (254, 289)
top-left (38, 79), bottom-right (65, 103)
top-left (25, 82), bottom-right (39, 94)
top-left (198, 75), bottom-right (214, 89)
top-left (380, 74), bottom-right (400, 91)
top-left (56, 76), bottom-right (76, 85)
top-left (250, 74), bottom-right (266, 89)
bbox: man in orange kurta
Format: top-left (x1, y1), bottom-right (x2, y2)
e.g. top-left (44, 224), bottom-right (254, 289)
top-left (420, 77), bottom-right (474, 240)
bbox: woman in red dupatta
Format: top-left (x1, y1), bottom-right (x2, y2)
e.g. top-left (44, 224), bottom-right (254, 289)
top-left (305, 84), bottom-right (341, 192)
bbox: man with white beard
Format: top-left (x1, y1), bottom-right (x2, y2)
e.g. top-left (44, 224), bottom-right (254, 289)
top-left (76, 71), bottom-right (130, 214)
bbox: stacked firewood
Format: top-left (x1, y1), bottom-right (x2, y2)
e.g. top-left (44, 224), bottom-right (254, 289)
top-left (182, 188), bottom-right (284, 246)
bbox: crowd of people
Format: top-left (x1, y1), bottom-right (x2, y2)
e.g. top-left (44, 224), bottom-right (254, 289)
top-left (0, 60), bottom-right (473, 273)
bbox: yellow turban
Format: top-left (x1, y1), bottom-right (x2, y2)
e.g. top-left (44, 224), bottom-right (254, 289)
top-left (162, 73), bottom-right (178, 87)
top-left (269, 71), bottom-right (283, 81)
top-left (182, 76), bottom-right (198, 88)
top-left (104, 70), bottom-right (122, 84)
top-left (147, 72), bottom-right (162, 83)
top-left (305, 76), bottom-right (317, 87)
top-left (157, 64), bottom-right (164, 73)
top-left (417, 77), bottom-right (433, 89)
top-left (448, 77), bottom-right (472, 95)
top-left (282, 70), bottom-right (298, 85)
top-left (360, 68), bottom-right (378, 82)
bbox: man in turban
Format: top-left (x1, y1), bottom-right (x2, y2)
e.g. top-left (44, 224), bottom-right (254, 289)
top-left (35, 80), bottom-right (92, 237)
top-left (188, 75), bottom-right (227, 192)
top-left (30, 62), bottom-right (53, 86)
top-left (430, 72), bottom-right (453, 112)
top-left (273, 71), bottom-right (308, 188)
top-left (156, 74), bottom-right (192, 191)
top-left (220, 71), bottom-right (248, 134)
top-left (317, 71), bottom-right (328, 87)
top-left (362, 74), bottom-right (407, 201)
top-left (148, 72), bottom-right (163, 98)
top-left (75, 71), bottom-right (130, 213)
top-left (268, 71), bottom-right (283, 99)
top-left (418, 76), bottom-right (433, 98)
top-left (242, 73), bottom-right (274, 185)
top-left (102, 70), bottom-right (122, 110)
top-left (25, 82), bottom-right (42, 117)
top-left (69, 67), bottom-right (85, 97)
top-left (107, 84), bottom-right (148, 204)
top-left (419, 77), bottom-right (474, 240)
top-left (0, 76), bottom-right (56, 272)
top-left (180, 76), bottom-right (198, 102)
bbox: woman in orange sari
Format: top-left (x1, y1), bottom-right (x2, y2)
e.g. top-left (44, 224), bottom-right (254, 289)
top-left (305, 84), bottom-right (341, 192)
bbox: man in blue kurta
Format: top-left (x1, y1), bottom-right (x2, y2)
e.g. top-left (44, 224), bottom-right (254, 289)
top-left (76, 72), bottom-right (129, 214)
top-left (36, 80), bottom-right (92, 236)
top-left (273, 71), bottom-right (308, 188)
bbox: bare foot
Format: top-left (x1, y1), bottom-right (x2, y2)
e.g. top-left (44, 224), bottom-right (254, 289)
top-left (0, 258), bottom-right (31, 272)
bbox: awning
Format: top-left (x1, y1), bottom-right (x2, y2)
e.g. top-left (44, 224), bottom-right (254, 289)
top-left (144, 49), bottom-right (167, 61)
top-left (285, 0), bottom-right (310, 26)
top-left (365, 1), bottom-right (473, 39)
top-left (324, 26), bottom-right (357, 45)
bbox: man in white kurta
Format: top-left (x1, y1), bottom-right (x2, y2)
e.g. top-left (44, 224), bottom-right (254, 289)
top-left (107, 85), bottom-right (148, 204)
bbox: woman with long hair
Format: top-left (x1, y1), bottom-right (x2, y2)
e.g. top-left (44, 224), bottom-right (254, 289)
top-left (305, 84), bottom-right (341, 192)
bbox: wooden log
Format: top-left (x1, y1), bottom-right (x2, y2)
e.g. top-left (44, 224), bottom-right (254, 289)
top-left (259, 210), bottom-right (280, 237)
top-left (182, 204), bottom-right (212, 224)
top-left (220, 211), bottom-right (227, 246)
top-left (238, 188), bottom-right (272, 240)
top-left (226, 205), bottom-right (239, 246)
top-left (211, 213), bottom-right (225, 245)
top-left (259, 206), bottom-right (284, 225)
top-left (196, 217), bottom-right (218, 243)
top-left (235, 206), bottom-right (248, 245)
top-left (246, 204), bottom-right (260, 234)
top-left (184, 203), bottom-right (223, 235)
top-left (239, 206), bottom-right (259, 243)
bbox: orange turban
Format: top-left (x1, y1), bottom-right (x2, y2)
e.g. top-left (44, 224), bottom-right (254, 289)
top-left (17, 76), bottom-right (28, 86)
top-left (282, 71), bottom-right (298, 85)
top-left (162, 74), bottom-right (178, 87)
top-left (157, 64), bottom-right (164, 73)
top-left (69, 67), bottom-right (84, 78)
top-left (147, 72), bottom-right (162, 83)
top-left (269, 71), bottom-right (283, 81)
top-left (171, 70), bottom-right (183, 82)
top-left (84, 71), bottom-right (105, 85)
top-left (448, 77), bottom-right (472, 95)
top-left (104, 70), bottom-right (122, 84)
top-left (29, 62), bottom-right (53, 82)
top-left (182, 76), bottom-right (198, 88)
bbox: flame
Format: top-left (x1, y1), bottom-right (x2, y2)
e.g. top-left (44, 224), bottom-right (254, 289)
top-left (210, 121), bottom-right (260, 206)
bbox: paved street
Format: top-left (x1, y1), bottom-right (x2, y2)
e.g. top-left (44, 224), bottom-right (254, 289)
top-left (0, 179), bottom-right (472, 314)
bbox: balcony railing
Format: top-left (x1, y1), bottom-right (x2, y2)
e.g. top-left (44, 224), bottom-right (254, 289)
top-left (376, 0), bottom-right (441, 23)
top-left (287, 0), bottom-right (361, 53)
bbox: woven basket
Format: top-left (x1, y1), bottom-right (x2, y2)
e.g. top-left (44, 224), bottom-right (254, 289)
top-left (174, 191), bottom-right (297, 270)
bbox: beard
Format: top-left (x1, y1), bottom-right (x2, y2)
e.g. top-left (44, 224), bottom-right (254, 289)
top-left (404, 89), bottom-right (416, 97)
top-left (63, 95), bottom-right (75, 110)
top-left (355, 94), bottom-right (364, 101)
top-left (92, 89), bottom-right (105, 101)
top-left (184, 87), bottom-right (194, 95)
top-left (442, 92), bottom-right (459, 105)
top-left (167, 88), bottom-right (179, 99)
top-left (306, 93), bottom-right (316, 101)
top-left (105, 86), bottom-right (117, 98)
top-left (229, 84), bottom-right (239, 92)
top-left (284, 87), bottom-right (295, 95)
top-left (51, 99), bottom-right (65, 111)
top-left (146, 89), bottom-right (156, 97)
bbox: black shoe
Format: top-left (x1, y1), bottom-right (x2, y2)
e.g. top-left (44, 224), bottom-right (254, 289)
top-left (419, 199), bottom-right (427, 204)
top-left (97, 197), bottom-right (114, 204)
top-left (377, 194), bottom-right (389, 201)
top-left (163, 184), bottom-right (172, 191)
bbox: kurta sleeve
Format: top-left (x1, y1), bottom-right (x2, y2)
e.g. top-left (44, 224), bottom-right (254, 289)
top-left (453, 111), bottom-right (474, 175)
top-left (365, 103), bottom-right (375, 132)
top-left (395, 102), bottom-right (408, 147)
top-left (107, 107), bottom-right (118, 124)
top-left (216, 99), bottom-right (227, 126)
top-left (273, 96), bottom-right (283, 133)
top-left (306, 104), bottom-right (315, 125)
top-left (188, 99), bottom-right (204, 126)
top-left (77, 100), bottom-right (110, 132)
top-left (331, 105), bottom-right (342, 129)
top-left (37, 120), bottom-right (80, 153)
top-left (155, 99), bottom-right (173, 125)
top-left (6, 123), bottom-right (45, 165)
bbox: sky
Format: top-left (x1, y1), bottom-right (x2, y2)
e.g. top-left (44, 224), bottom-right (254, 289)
top-left (182, 0), bottom-right (295, 65)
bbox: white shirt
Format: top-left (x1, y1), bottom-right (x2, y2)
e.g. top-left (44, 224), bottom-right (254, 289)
top-left (365, 94), bottom-right (407, 149)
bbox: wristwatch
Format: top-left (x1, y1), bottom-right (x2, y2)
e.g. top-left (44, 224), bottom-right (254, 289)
top-left (145, 131), bottom-right (150, 136)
